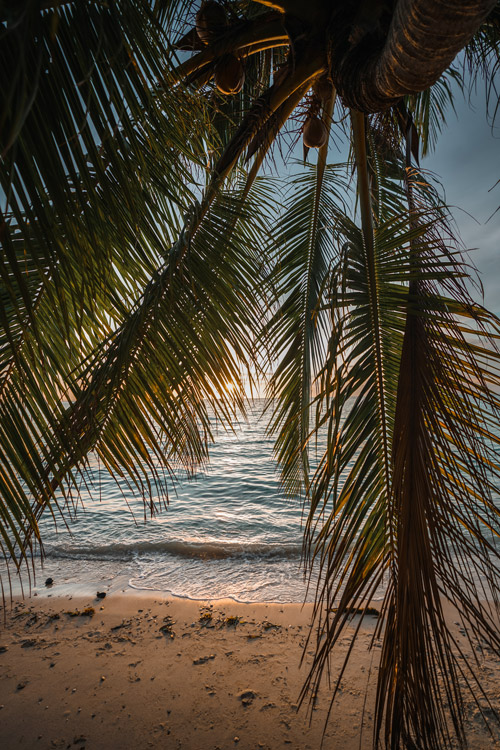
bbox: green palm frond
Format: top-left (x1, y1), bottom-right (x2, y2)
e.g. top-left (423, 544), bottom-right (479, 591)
top-left (0, 0), bottom-right (288, 585)
top-left (406, 67), bottom-right (462, 157)
top-left (301, 181), bottom-right (411, 670)
top-left (299, 122), bottom-right (500, 748)
top-left (264, 160), bottom-right (348, 495)
top-left (1, 174), bottom-right (276, 577)
top-left (377, 178), bottom-right (500, 750)
top-left (464, 0), bottom-right (500, 121)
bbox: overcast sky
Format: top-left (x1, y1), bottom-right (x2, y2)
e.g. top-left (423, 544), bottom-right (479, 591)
top-left (422, 87), bottom-right (499, 314)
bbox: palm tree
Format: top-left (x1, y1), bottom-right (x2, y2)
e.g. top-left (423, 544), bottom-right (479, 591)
top-left (1, 1), bottom-right (500, 747)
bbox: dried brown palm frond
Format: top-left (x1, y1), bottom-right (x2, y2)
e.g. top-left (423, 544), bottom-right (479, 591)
top-left (297, 112), bottom-right (500, 750)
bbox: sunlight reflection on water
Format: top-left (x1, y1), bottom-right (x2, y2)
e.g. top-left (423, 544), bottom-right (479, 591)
top-left (5, 399), bottom-right (497, 603)
top-left (14, 401), bottom-right (315, 602)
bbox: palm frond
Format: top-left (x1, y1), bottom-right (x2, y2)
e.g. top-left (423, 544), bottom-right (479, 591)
top-left (0, 0), bottom-right (218, 585)
top-left (377, 169), bottom-right (500, 750)
top-left (464, 1), bottom-right (500, 123)
top-left (265, 160), bottom-right (348, 495)
top-left (406, 67), bottom-right (462, 157)
top-left (301, 198), bottom-right (410, 710)
top-left (1, 171), bottom-right (277, 581)
top-left (300, 131), bottom-right (500, 748)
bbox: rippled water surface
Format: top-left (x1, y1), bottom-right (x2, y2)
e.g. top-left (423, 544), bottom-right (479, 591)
top-left (24, 401), bottom-right (314, 602)
top-left (7, 399), bottom-right (499, 603)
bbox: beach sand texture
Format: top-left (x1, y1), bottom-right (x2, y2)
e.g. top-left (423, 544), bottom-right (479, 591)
top-left (0, 594), bottom-right (499, 749)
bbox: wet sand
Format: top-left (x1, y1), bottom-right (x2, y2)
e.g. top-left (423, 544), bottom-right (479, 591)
top-left (0, 593), bottom-right (499, 749)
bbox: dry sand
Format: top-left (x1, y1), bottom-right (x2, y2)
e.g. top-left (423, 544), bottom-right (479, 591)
top-left (0, 593), bottom-right (499, 750)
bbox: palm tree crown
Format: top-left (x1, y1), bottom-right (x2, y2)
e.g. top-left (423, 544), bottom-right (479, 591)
top-left (1, 1), bottom-right (500, 748)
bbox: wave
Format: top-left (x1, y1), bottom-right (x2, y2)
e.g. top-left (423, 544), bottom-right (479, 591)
top-left (45, 539), bottom-right (302, 562)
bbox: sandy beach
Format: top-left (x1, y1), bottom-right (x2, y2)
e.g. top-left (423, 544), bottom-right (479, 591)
top-left (0, 593), bottom-right (499, 750)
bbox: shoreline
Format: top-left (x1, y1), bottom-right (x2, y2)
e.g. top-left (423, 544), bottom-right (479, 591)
top-left (1, 592), bottom-right (499, 749)
top-left (0, 547), bottom-right (318, 605)
top-left (4, 574), bottom-right (322, 607)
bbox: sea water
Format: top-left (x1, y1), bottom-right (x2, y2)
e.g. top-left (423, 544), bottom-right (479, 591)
top-left (10, 401), bottom-right (314, 603)
top-left (7, 399), bottom-right (498, 603)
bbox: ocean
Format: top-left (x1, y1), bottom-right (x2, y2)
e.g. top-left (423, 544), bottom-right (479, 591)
top-left (7, 399), bottom-right (498, 604)
top-left (10, 401), bottom-right (313, 603)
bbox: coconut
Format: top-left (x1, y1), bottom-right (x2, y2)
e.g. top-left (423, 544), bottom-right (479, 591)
top-left (303, 117), bottom-right (328, 148)
top-left (214, 54), bottom-right (245, 95)
top-left (313, 76), bottom-right (334, 102)
top-left (196, 1), bottom-right (227, 43)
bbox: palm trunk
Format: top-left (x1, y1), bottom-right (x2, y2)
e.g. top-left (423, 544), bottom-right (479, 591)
top-left (332, 0), bottom-right (496, 112)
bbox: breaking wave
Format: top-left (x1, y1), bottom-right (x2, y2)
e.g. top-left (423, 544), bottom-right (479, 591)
top-left (45, 539), bottom-right (302, 562)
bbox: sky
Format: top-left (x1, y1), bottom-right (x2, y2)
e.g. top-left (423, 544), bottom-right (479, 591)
top-left (421, 87), bottom-right (499, 315)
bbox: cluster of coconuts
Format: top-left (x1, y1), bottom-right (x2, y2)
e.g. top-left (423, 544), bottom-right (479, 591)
top-left (195, 3), bottom-right (332, 146)
top-left (302, 76), bottom-right (333, 149)
top-left (196, 1), bottom-right (245, 95)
